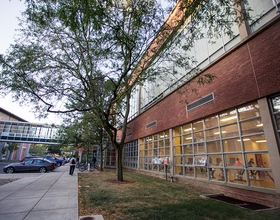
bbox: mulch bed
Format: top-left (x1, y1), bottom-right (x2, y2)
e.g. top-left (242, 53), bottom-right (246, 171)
top-left (104, 179), bottom-right (135, 184)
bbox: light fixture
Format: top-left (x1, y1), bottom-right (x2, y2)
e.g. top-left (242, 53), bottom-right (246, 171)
top-left (214, 131), bottom-right (226, 134)
top-left (256, 140), bottom-right (266, 143)
top-left (184, 128), bottom-right (192, 132)
top-left (238, 138), bottom-right (250, 141)
top-left (186, 137), bottom-right (192, 140)
top-left (221, 116), bottom-right (237, 122)
top-left (256, 124), bottom-right (263, 127)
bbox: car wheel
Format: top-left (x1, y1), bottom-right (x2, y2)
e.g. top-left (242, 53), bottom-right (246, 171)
top-left (6, 167), bottom-right (14, 174)
top-left (57, 162), bottom-right (61, 167)
top-left (39, 167), bottom-right (47, 173)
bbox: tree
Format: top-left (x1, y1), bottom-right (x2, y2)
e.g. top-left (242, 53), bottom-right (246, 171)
top-left (29, 144), bottom-right (48, 156)
top-left (57, 111), bottom-right (109, 169)
top-left (0, 0), bottom-right (249, 180)
top-left (7, 143), bottom-right (19, 160)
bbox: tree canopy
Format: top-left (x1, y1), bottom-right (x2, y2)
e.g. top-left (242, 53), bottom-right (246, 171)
top-left (0, 0), bottom-right (250, 180)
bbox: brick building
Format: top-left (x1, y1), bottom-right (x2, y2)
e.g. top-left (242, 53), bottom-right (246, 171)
top-left (121, 1), bottom-right (280, 207)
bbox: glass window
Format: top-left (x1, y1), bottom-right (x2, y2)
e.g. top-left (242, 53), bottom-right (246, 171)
top-left (207, 141), bottom-right (221, 153)
top-left (271, 96), bottom-right (280, 113)
top-left (195, 167), bottom-right (207, 179)
top-left (205, 115), bottom-right (218, 128)
top-left (245, 153), bottom-right (271, 168)
top-left (194, 156), bottom-right (206, 166)
top-left (174, 136), bottom-right (181, 146)
top-left (238, 103), bottom-right (260, 120)
top-left (184, 156), bottom-right (193, 165)
top-left (223, 138), bottom-right (241, 152)
top-left (174, 146), bottom-right (182, 155)
top-left (225, 154), bottom-right (244, 166)
top-left (174, 127), bottom-right (181, 136)
top-left (175, 156), bottom-right (183, 165)
top-left (183, 134), bottom-right (192, 144)
top-left (193, 131), bottom-right (204, 142)
top-left (226, 169), bottom-right (247, 185)
top-left (175, 166), bottom-right (183, 175)
top-left (184, 144), bottom-right (193, 154)
top-left (221, 124), bottom-right (239, 138)
top-left (220, 110), bottom-right (237, 125)
top-left (185, 167), bottom-right (194, 177)
top-left (243, 135), bottom-right (268, 151)
top-left (193, 120), bottom-right (204, 131)
top-left (182, 124), bottom-right (192, 134)
top-left (240, 118), bottom-right (263, 135)
top-left (206, 128), bottom-right (220, 140)
top-left (194, 143), bottom-right (206, 154)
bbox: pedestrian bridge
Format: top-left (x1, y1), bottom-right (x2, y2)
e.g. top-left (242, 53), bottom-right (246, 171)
top-left (0, 120), bottom-right (58, 144)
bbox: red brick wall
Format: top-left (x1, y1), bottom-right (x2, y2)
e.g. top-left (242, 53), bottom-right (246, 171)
top-left (125, 19), bottom-right (280, 142)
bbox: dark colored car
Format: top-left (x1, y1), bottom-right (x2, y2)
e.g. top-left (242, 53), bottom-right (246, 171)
top-left (3, 159), bottom-right (56, 173)
top-left (20, 156), bottom-right (41, 162)
top-left (44, 156), bottom-right (64, 166)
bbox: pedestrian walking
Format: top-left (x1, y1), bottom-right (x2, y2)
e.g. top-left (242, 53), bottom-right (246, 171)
top-left (92, 156), bottom-right (96, 169)
top-left (69, 155), bottom-right (76, 175)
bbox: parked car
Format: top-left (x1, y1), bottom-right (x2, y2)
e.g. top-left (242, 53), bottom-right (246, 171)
top-left (44, 156), bottom-right (64, 166)
top-left (20, 156), bottom-right (41, 162)
top-left (3, 159), bottom-right (56, 173)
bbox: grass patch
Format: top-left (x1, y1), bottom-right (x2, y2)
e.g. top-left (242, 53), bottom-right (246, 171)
top-left (78, 169), bottom-right (280, 220)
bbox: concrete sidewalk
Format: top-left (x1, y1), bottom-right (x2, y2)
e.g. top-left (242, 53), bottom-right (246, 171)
top-left (0, 164), bottom-right (78, 220)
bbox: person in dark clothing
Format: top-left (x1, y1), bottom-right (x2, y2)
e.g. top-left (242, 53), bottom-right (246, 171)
top-left (92, 156), bottom-right (96, 169)
top-left (69, 155), bottom-right (76, 175)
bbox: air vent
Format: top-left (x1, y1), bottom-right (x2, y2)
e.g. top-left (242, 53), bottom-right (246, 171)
top-left (187, 93), bottom-right (214, 111)
top-left (127, 132), bottom-right (133, 137)
top-left (146, 120), bottom-right (157, 129)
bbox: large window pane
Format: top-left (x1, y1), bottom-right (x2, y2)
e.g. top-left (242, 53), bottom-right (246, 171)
top-left (220, 110), bottom-right (237, 125)
top-left (184, 156), bottom-right (193, 165)
top-left (206, 128), bottom-right (220, 140)
top-left (246, 153), bottom-right (271, 168)
top-left (185, 167), bottom-right (194, 177)
top-left (193, 131), bottom-right (204, 142)
top-left (238, 103), bottom-right (260, 120)
top-left (271, 96), bottom-right (280, 113)
top-left (225, 154), bottom-right (244, 166)
top-left (205, 115), bottom-right (218, 128)
top-left (174, 127), bottom-right (181, 136)
top-left (248, 171), bottom-right (275, 189)
top-left (183, 134), bottom-right (192, 144)
top-left (174, 136), bottom-right (181, 146)
top-left (182, 124), bottom-right (192, 134)
top-left (194, 143), bottom-right (206, 154)
top-left (226, 169), bottom-right (247, 185)
top-left (184, 144), bottom-right (193, 154)
top-left (221, 124), bottom-right (239, 138)
top-left (196, 167), bottom-right (207, 179)
top-left (243, 135), bottom-right (268, 151)
top-left (207, 141), bottom-right (221, 153)
top-left (223, 138), bottom-right (241, 152)
top-left (193, 120), bottom-right (204, 131)
top-left (174, 146), bottom-right (182, 155)
top-left (240, 119), bottom-right (263, 135)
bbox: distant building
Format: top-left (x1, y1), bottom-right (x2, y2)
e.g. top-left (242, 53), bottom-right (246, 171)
top-left (0, 107), bottom-right (30, 160)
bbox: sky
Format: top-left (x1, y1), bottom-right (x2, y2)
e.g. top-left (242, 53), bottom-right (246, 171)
top-left (0, 0), bottom-right (62, 124)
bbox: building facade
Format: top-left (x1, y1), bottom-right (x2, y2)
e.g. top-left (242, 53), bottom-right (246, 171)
top-left (123, 0), bottom-right (280, 207)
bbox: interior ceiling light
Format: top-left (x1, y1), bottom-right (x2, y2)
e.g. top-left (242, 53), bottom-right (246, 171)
top-left (221, 116), bottom-right (237, 121)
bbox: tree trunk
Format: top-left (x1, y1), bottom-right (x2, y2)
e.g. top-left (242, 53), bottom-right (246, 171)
top-left (116, 147), bottom-right (123, 181)
top-left (100, 145), bottom-right (103, 171)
